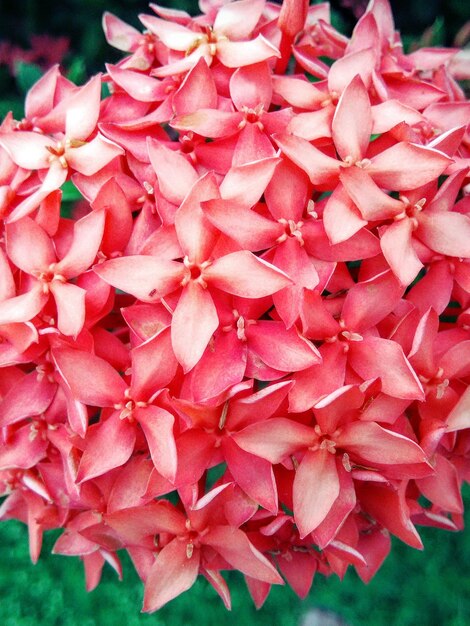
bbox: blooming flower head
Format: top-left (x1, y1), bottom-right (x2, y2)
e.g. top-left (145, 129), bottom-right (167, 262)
top-left (1, 0), bottom-right (470, 614)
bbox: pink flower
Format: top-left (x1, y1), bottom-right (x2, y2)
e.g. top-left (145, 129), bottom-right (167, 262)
top-left (94, 172), bottom-right (292, 371)
top-left (0, 210), bottom-right (105, 336)
top-left (1, 0), bottom-right (470, 614)
top-left (140, 0), bottom-right (280, 77)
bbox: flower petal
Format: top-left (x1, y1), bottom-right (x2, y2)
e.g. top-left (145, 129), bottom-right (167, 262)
top-left (0, 373), bottom-right (56, 428)
top-left (106, 64), bottom-right (167, 102)
top-left (203, 525), bottom-right (283, 584)
top-left (186, 330), bottom-right (247, 403)
top-left (174, 172), bottom-right (220, 263)
top-left (368, 143), bottom-right (451, 190)
top-left (94, 255), bottom-right (183, 302)
top-left (230, 62), bottom-right (273, 111)
top-left (65, 75), bottom-right (102, 141)
top-left (336, 421), bottom-right (428, 467)
top-left (203, 199), bottom-right (281, 250)
top-left (130, 327), bottom-right (177, 400)
top-left (142, 539), bottom-right (200, 613)
top-left (216, 36), bottom-right (280, 68)
top-left (332, 75), bottom-right (372, 162)
top-left (274, 133), bottom-right (340, 186)
top-left (142, 538), bottom-right (200, 613)
top-left (380, 219), bottom-right (423, 286)
top-left (171, 281), bottom-right (219, 373)
top-left (147, 138), bottom-right (199, 205)
top-left (0, 285), bottom-right (48, 325)
top-left (136, 406), bottom-right (177, 483)
top-left (416, 211), bottom-right (470, 258)
top-left (341, 269), bottom-right (403, 332)
top-left (355, 482), bottom-right (422, 549)
top-left (0, 132), bottom-right (52, 170)
top-left (223, 438), bottom-right (278, 513)
top-left (293, 448), bottom-right (340, 538)
top-left (220, 157), bottom-right (280, 209)
top-left (349, 337), bottom-right (424, 400)
top-left (233, 418), bottom-right (315, 464)
top-left (66, 134), bottom-right (124, 176)
top-left (102, 12), bottom-right (141, 52)
top-left (173, 57), bottom-right (218, 114)
top-left (171, 109), bottom-right (241, 139)
top-left (213, 0), bottom-right (265, 39)
top-left (6, 217), bottom-right (55, 274)
top-left (139, 14), bottom-right (197, 50)
top-left (76, 411), bottom-right (136, 483)
top-left (323, 183), bottom-right (367, 244)
top-left (206, 251), bottom-right (292, 297)
top-left (339, 166), bottom-right (403, 221)
top-left (0, 248), bottom-right (15, 300)
top-left (246, 320), bottom-right (320, 371)
top-left (50, 281), bottom-right (86, 337)
top-left (57, 209), bottom-right (105, 277)
top-left (446, 387), bottom-right (470, 432)
top-left (328, 48), bottom-right (375, 94)
top-left (52, 347), bottom-right (127, 406)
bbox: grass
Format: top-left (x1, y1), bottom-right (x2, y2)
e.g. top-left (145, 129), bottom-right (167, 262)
top-left (0, 484), bottom-right (469, 626)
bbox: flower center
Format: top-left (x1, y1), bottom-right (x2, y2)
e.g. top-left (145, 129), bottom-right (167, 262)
top-left (341, 155), bottom-right (371, 169)
top-left (182, 519), bottom-right (209, 558)
top-left (321, 90), bottom-right (339, 107)
top-left (114, 388), bottom-right (147, 420)
top-left (418, 367), bottom-right (450, 399)
top-left (139, 32), bottom-right (158, 54)
top-left (3, 469), bottom-right (23, 492)
top-left (221, 310), bottom-right (256, 341)
top-left (186, 26), bottom-right (228, 57)
top-left (190, 265), bottom-right (202, 280)
top-left (393, 196), bottom-right (426, 229)
top-left (34, 264), bottom-right (66, 293)
top-left (181, 256), bottom-right (211, 288)
top-left (276, 218), bottom-right (304, 245)
top-left (238, 104), bottom-right (265, 130)
top-left (311, 425), bottom-right (341, 454)
top-left (180, 132), bottom-right (196, 153)
top-left (36, 360), bottom-right (55, 383)
top-left (325, 318), bottom-right (363, 352)
top-left (46, 138), bottom-right (87, 168)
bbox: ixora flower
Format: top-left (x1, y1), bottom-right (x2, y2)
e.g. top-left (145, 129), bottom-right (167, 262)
top-left (1, 0), bottom-right (470, 614)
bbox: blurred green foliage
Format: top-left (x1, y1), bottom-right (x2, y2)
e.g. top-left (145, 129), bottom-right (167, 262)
top-left (0, 485), bottom-right (469, 626)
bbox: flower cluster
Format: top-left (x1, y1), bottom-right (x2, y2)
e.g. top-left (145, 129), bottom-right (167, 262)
top-left (1, 0), bottom-right (470, 613)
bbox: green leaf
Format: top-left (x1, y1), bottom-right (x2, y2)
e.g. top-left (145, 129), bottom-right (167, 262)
top-left (429, 16), bottom-right (446, 47)
top-left (60, 181), bottom-right (83, 202)
top-left (66, 57), bottom-right (87, 85)
top-left (306, 73), bottom-right (320, 83)
top-left (15, 62), bottom-right (43, 94)
top-left (101, 82), bottom-right (111, 99)
top-left (205, 463), bottom-right (227, 490)
top-left (0, 98), bottom-right (24, 121)
top-left (318, 55), bottom-right (335, 68)
top-left (330, 7), bottom-right (350, 37)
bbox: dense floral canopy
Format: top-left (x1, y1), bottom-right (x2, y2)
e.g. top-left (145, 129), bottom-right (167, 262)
top-left (0, 0), bottom-right (470, 613)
